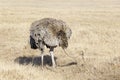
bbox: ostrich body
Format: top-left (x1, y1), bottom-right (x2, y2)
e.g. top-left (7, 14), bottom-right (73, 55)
top-left (30, 18), bottom-right (72, 68)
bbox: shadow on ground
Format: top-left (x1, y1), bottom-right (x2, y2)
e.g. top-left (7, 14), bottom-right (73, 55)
top-left (14, 55), bottom-right (77, 67)
top-left (14, 55), bottom-right (57, 66)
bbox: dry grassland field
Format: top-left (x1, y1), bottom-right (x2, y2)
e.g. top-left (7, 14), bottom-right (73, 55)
top-left (0, 0), bottom-right (120, 80)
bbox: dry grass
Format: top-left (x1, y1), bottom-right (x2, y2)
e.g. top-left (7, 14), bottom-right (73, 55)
top-left (0, 0), bottom-right (120, 80)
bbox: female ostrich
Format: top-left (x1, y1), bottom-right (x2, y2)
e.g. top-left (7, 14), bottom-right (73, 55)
top-left (30, 18), bottom-right (72, 68)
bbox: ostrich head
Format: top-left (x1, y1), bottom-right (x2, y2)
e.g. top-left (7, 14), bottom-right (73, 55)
top-left (57, 30), bottom-right (68, 49)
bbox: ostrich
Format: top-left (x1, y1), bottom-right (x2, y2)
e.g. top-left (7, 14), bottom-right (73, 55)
top-left (30, 18), bottom-right (72, 68)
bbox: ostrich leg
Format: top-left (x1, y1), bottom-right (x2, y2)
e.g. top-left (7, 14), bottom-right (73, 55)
top-left (38, 41), bottom-right (44, 68)
top-left (50, 48), bottom-right (56, 68)
top-left (41, 49), bottom-right (44, 67)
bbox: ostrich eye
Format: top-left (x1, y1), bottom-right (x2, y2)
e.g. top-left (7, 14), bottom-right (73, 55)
top-left (35, 34), bottom-right (37, 36)
top-left (38, 34), bottom-right (40, 36)
top-left (36, 43), bottom-right (38, 44)
top-left (35, 34), bottom-right (36, 36)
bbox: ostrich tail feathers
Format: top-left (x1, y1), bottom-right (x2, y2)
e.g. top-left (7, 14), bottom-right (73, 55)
top-left (30, 36), bottom-right (38, 49)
